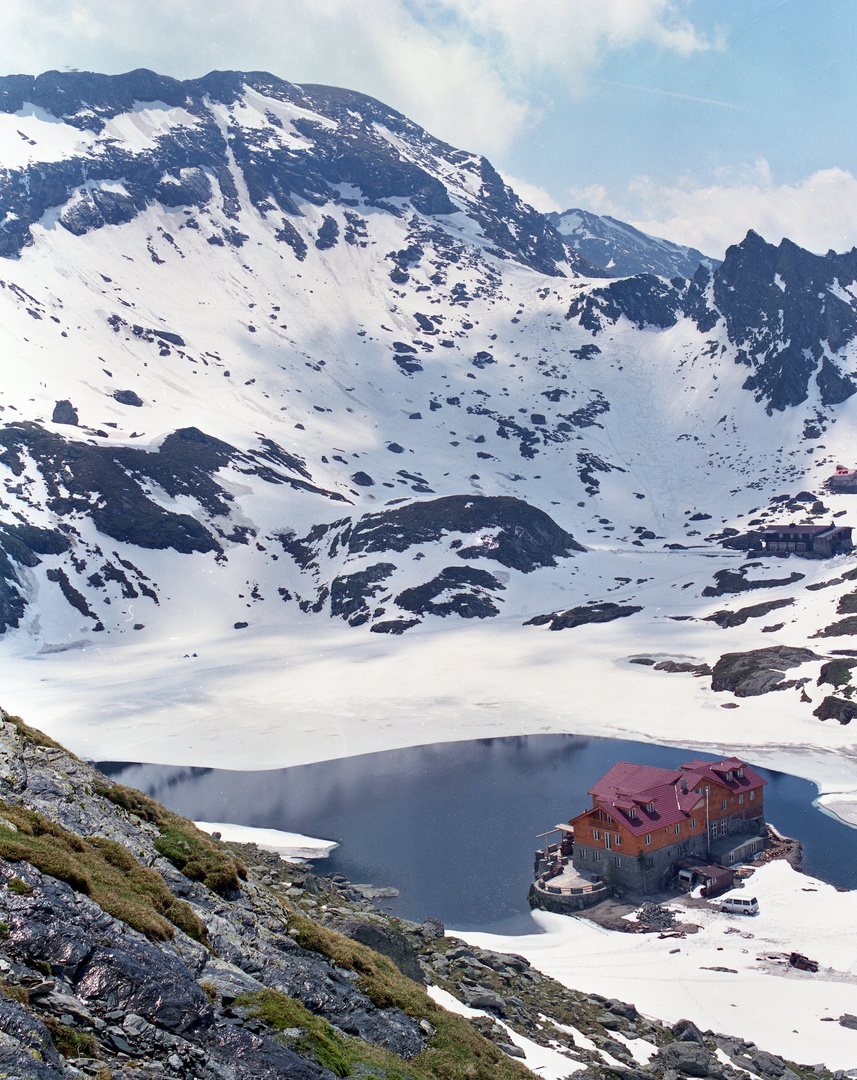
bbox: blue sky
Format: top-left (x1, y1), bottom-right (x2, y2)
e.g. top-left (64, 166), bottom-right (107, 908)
top-left (2, 0), bottom-right (855, 257)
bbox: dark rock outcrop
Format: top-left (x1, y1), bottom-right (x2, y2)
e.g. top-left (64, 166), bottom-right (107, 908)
top-left (279, 495), bottom-right (583, 630)
top-left (711, 646), bottom-right (819, 696)
top-left (51, 400), bottom-right (78, 426)
top-left (395, 565), bottom-right (503, 619)
top-left (565, 229), bottom-right (857, 413)
top-left (321, 495), bottom-right (584, 571)
top-left (813, 696), bottom-right (857, 724)
top-left (703, 598), bottom-right (795, 628)
top-left (525, 601), bottom-right (642, 631)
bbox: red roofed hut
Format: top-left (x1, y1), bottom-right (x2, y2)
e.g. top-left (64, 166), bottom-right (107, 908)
top-left (569, 756), bottom-right (766, 893)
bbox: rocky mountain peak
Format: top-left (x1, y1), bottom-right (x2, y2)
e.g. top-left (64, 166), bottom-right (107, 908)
top-left (548, 206), bottom-right (717, 279)
top-left (0, 68), bottom-right (587, 276)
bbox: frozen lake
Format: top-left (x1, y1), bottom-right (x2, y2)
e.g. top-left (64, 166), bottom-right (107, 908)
top-left (99, 733), bottom-right (853, 931)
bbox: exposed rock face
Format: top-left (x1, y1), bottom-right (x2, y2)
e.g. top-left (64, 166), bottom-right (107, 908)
top-left (703, 598), bottom-right (794, 628)
top-left (50, 400), bottom-right (78, 426)
top-left (702, 566), bottom-right (804, 598)
top-left (711, 646), bottom-right (820, 696)
top-left (525, 601), bottom-right (642, 631)
top-left (565, 231), bottom-right (857, 413)
top-left (279, 495), bottom-right (583, 630)
top-left (548, 207), bottom-right (717, 279)
top-left (396, 566), bottom-right (504, 619)
top-left (293, 495), bottom-right (584, 569)
top-left (813, 696), bottom-right (857, 724)
top-left (0, 422), bottom-right (347, 630)
top-left (0, 69), bottom-right (588, 277)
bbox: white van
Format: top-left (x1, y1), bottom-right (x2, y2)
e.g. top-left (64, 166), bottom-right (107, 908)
top-left (720, 895), bottom-right (759, 915)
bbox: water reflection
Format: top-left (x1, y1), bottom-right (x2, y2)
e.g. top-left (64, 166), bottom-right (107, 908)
top-left (98, 734), bottom-right (847, 931)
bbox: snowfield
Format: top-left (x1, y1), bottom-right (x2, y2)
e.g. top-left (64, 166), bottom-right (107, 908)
top-left (462, 861), bottom-right (857, 1071)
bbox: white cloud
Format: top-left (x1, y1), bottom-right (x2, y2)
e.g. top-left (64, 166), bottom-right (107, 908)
top-left (429, 0), bottom-right (714, 67)
top-left (614, 162), bottom-right (857, 258)
top-left (0, 1), bottom-right (715, 158)
top-left (498, 172), bottom-right (561, 213)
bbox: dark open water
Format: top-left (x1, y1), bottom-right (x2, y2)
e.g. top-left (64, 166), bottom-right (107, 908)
top-left (98, 734), bottom-right (854, 932)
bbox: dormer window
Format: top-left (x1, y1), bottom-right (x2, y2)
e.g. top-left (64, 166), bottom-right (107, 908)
top-left (646, 801), bottom-right (655, 813)
top-left (628, 807), bottom-right (637, 819)
top-left (737, 767), bottom-right (744, 778)
top-left (726, 771), bottom-right (733, 782)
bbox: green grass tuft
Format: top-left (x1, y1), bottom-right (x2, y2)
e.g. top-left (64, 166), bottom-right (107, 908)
top-left (44, 1018), bottom-right (98, 1059)
top-left (93, 782), bottom-right (245, 895)
top-left (237, 989), bottom-right (352, 1077)
top-left (279, 909), bottom-right (534, 1080)
top-left (0, 710), bottom-right (69, 753)
top-left (0, 982), bottom-right (28, 1005)
top-left (0, 802), bottom-right (206, 943)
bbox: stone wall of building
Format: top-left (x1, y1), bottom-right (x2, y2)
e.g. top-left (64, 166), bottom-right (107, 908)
top-left (574, 810), bottom-right (766, 893)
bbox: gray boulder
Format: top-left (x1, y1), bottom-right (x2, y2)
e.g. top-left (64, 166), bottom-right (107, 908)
top-left (51, 399), bottom-right (78, 425)
top-left (657, 1041), bottom-right (722, 1077)
top-left (673, 1016), bottom-right (707, 1043)
top-left (711, 646), bottom-right (819, 696)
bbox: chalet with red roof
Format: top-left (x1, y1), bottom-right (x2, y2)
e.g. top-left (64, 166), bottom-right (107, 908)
top-left (826, 465), bottom-right (857, 493)
top-left (570, 756), bottom-right (766, 893)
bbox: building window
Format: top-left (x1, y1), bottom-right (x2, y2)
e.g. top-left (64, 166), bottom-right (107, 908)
top-left (593, 850), bottom-right (600, 862)
top-left (598, 810), bottom-right (603, 820)
top-left (605, 815), bottom-right (614, 824)
top-left (674, 824), bottom-right (680, 835)
top-left (750, 790), bottom-right (755, 801)
top-left (615, 835), bottom-right (622, 846)
top-left (739, 793), bottom-right (744, 804)
top-left (647, 802), bottom-right (655, 812)
top-left (645, 834), bottom-right (651, 846)
top-left (593, 829), bottom-right (600, 841)
top-left (616, 857), bottom-right (622, 867)
top-left (726, 771), bottom-right (733, 782)
top-left (737, 768), bottom-right (744, 778)
top-left (721, 800), bottom-right (727, 811)
top-left (690, 818), bottom-right (696, 829)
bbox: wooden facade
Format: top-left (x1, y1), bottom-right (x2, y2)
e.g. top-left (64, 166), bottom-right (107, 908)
top-left (760, 523), bottom-right (852, 558)
top-left (570, 757), bottom-right (766, 892)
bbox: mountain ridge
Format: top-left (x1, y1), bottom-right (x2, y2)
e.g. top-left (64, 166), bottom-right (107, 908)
top-left (1, 68), bottom-right (857, 676)
top-left (547, 206), bottom-right (718, 279)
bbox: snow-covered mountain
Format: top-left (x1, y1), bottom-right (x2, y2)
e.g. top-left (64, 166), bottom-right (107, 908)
top-left (3, 68), bottom-right (857, 738)
top-left (9, 69), bottom-right (857, 1076)
top-left (547, 206), bottom-right (718, 279)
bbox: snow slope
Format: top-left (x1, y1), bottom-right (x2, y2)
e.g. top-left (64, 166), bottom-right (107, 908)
top-left (0, 71), bottom-right (855, 793)
top-left (463, 861), bottom-right (857, 1070)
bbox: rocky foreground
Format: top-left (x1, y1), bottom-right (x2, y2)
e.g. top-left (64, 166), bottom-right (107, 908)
top-left (0, 709), bottom-right (842, 1080)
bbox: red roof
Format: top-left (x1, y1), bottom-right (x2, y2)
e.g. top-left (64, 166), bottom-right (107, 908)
top-left (679, 758), bottom-right (766, 795)
top-left (587, 761), bottom-right (703, 836)
top-left (579, 756), bottom-right (765, 837)
top-left (589, 761), bottom-right (681, 799)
